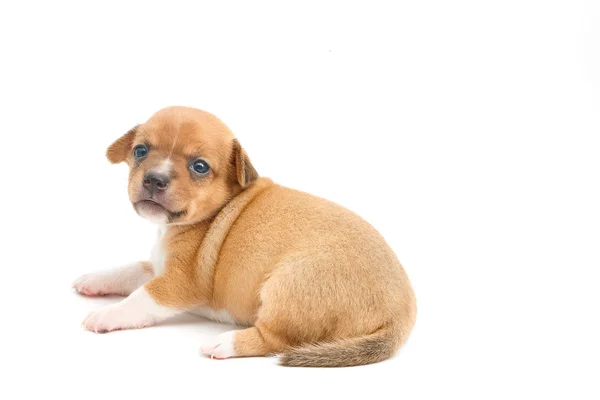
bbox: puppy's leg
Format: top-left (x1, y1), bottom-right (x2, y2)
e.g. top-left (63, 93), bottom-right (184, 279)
top-left (73, 262), bottom-right (154, 296)
top-left (82, 284), bottom-right (179, 333)
top-left (82, 269), bottom-right (203, 333)
top-left (199, 324), bottom-right (287, 360)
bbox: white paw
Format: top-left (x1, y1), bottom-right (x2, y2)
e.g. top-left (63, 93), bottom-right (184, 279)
top-left (199, 331), bottom-right (237, 359)
top-left (73, 273), bottom-right (118, 296)
top-left (82, 304), bottom-right (153, 333)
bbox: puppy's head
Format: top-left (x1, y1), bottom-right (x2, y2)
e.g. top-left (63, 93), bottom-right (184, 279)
top-left (106, 106), bottom-right (258, 225)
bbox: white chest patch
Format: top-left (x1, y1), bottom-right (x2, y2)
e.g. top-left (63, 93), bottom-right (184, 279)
top-left (190, 306), bottom-right (237, 325)
top-left (150, 226), bottom-right (167, 276)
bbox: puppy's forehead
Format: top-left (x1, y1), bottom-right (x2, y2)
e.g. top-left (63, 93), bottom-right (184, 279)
top-left (138, 107), bottom-right (234, 158)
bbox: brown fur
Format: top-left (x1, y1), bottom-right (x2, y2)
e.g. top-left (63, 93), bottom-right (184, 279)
top-left (139, 261), bottom-right (154, 275)
top-left (107, 106), bottom-right (416, 367)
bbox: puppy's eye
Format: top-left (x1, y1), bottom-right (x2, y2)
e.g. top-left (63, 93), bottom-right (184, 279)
top-left (191, 159), bottom-right (210, 175)
top-left (133, 144), bottom-right (148, 158)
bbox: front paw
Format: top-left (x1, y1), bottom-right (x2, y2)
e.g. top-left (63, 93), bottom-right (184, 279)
top-left (73, 273), bottom-right (117, 296)
top-left (82, 305), bottom-right (153, 333)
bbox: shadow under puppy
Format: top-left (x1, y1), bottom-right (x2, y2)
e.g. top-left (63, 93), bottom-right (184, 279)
top-left (73, 106), bottom-right (417, 367)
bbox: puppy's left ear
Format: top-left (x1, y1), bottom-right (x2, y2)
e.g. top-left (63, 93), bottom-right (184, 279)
top-left (231, 139), bottom-right (259, 188)
top-left (106, 125), bottom-right (138, 164)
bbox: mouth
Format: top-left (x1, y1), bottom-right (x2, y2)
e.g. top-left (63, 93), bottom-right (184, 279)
top-left (135, 199), bottom-right (167, 214)
top-left (134, 199), bottom-right (187, 223)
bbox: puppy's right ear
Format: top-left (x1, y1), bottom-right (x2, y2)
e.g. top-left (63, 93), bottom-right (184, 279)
top-left (106, 125), bottom-right (138, 164)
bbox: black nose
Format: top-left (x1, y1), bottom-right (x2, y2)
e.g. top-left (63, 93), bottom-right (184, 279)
top-left (143, 172), bottom-right (170, 192)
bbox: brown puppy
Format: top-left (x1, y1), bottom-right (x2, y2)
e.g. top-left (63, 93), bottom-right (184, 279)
top-left (73, 106), bottom-right (417, 367)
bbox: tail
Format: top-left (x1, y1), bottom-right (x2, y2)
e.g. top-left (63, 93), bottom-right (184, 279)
top-left (279, 322), bottom-right (413, 368)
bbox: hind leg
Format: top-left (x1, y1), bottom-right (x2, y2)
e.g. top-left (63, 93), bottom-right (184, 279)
top-left (199, 258), bottom-right (342, 360)
top-left (199, 323), bottom-right (288, 359)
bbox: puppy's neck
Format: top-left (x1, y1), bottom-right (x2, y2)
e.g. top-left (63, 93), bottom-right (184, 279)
top-left (159, 218), bottom-right (212, 240)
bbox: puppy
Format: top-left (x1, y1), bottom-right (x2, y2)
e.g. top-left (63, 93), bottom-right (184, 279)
top-left (73, 106), bottom-right (417, 367)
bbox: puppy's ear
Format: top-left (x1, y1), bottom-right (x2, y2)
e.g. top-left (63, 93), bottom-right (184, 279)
top-left (231, 139), bottom-right (259, 188)
top-left (106, 125), bottom-right (138, 164)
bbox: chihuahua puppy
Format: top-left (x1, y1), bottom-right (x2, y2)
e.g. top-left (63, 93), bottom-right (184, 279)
top-left (73, 106), bottom-right (416, 367)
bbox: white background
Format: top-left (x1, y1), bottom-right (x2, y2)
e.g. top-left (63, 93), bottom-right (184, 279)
top-left (1, 1), bottom-right (598, 399)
